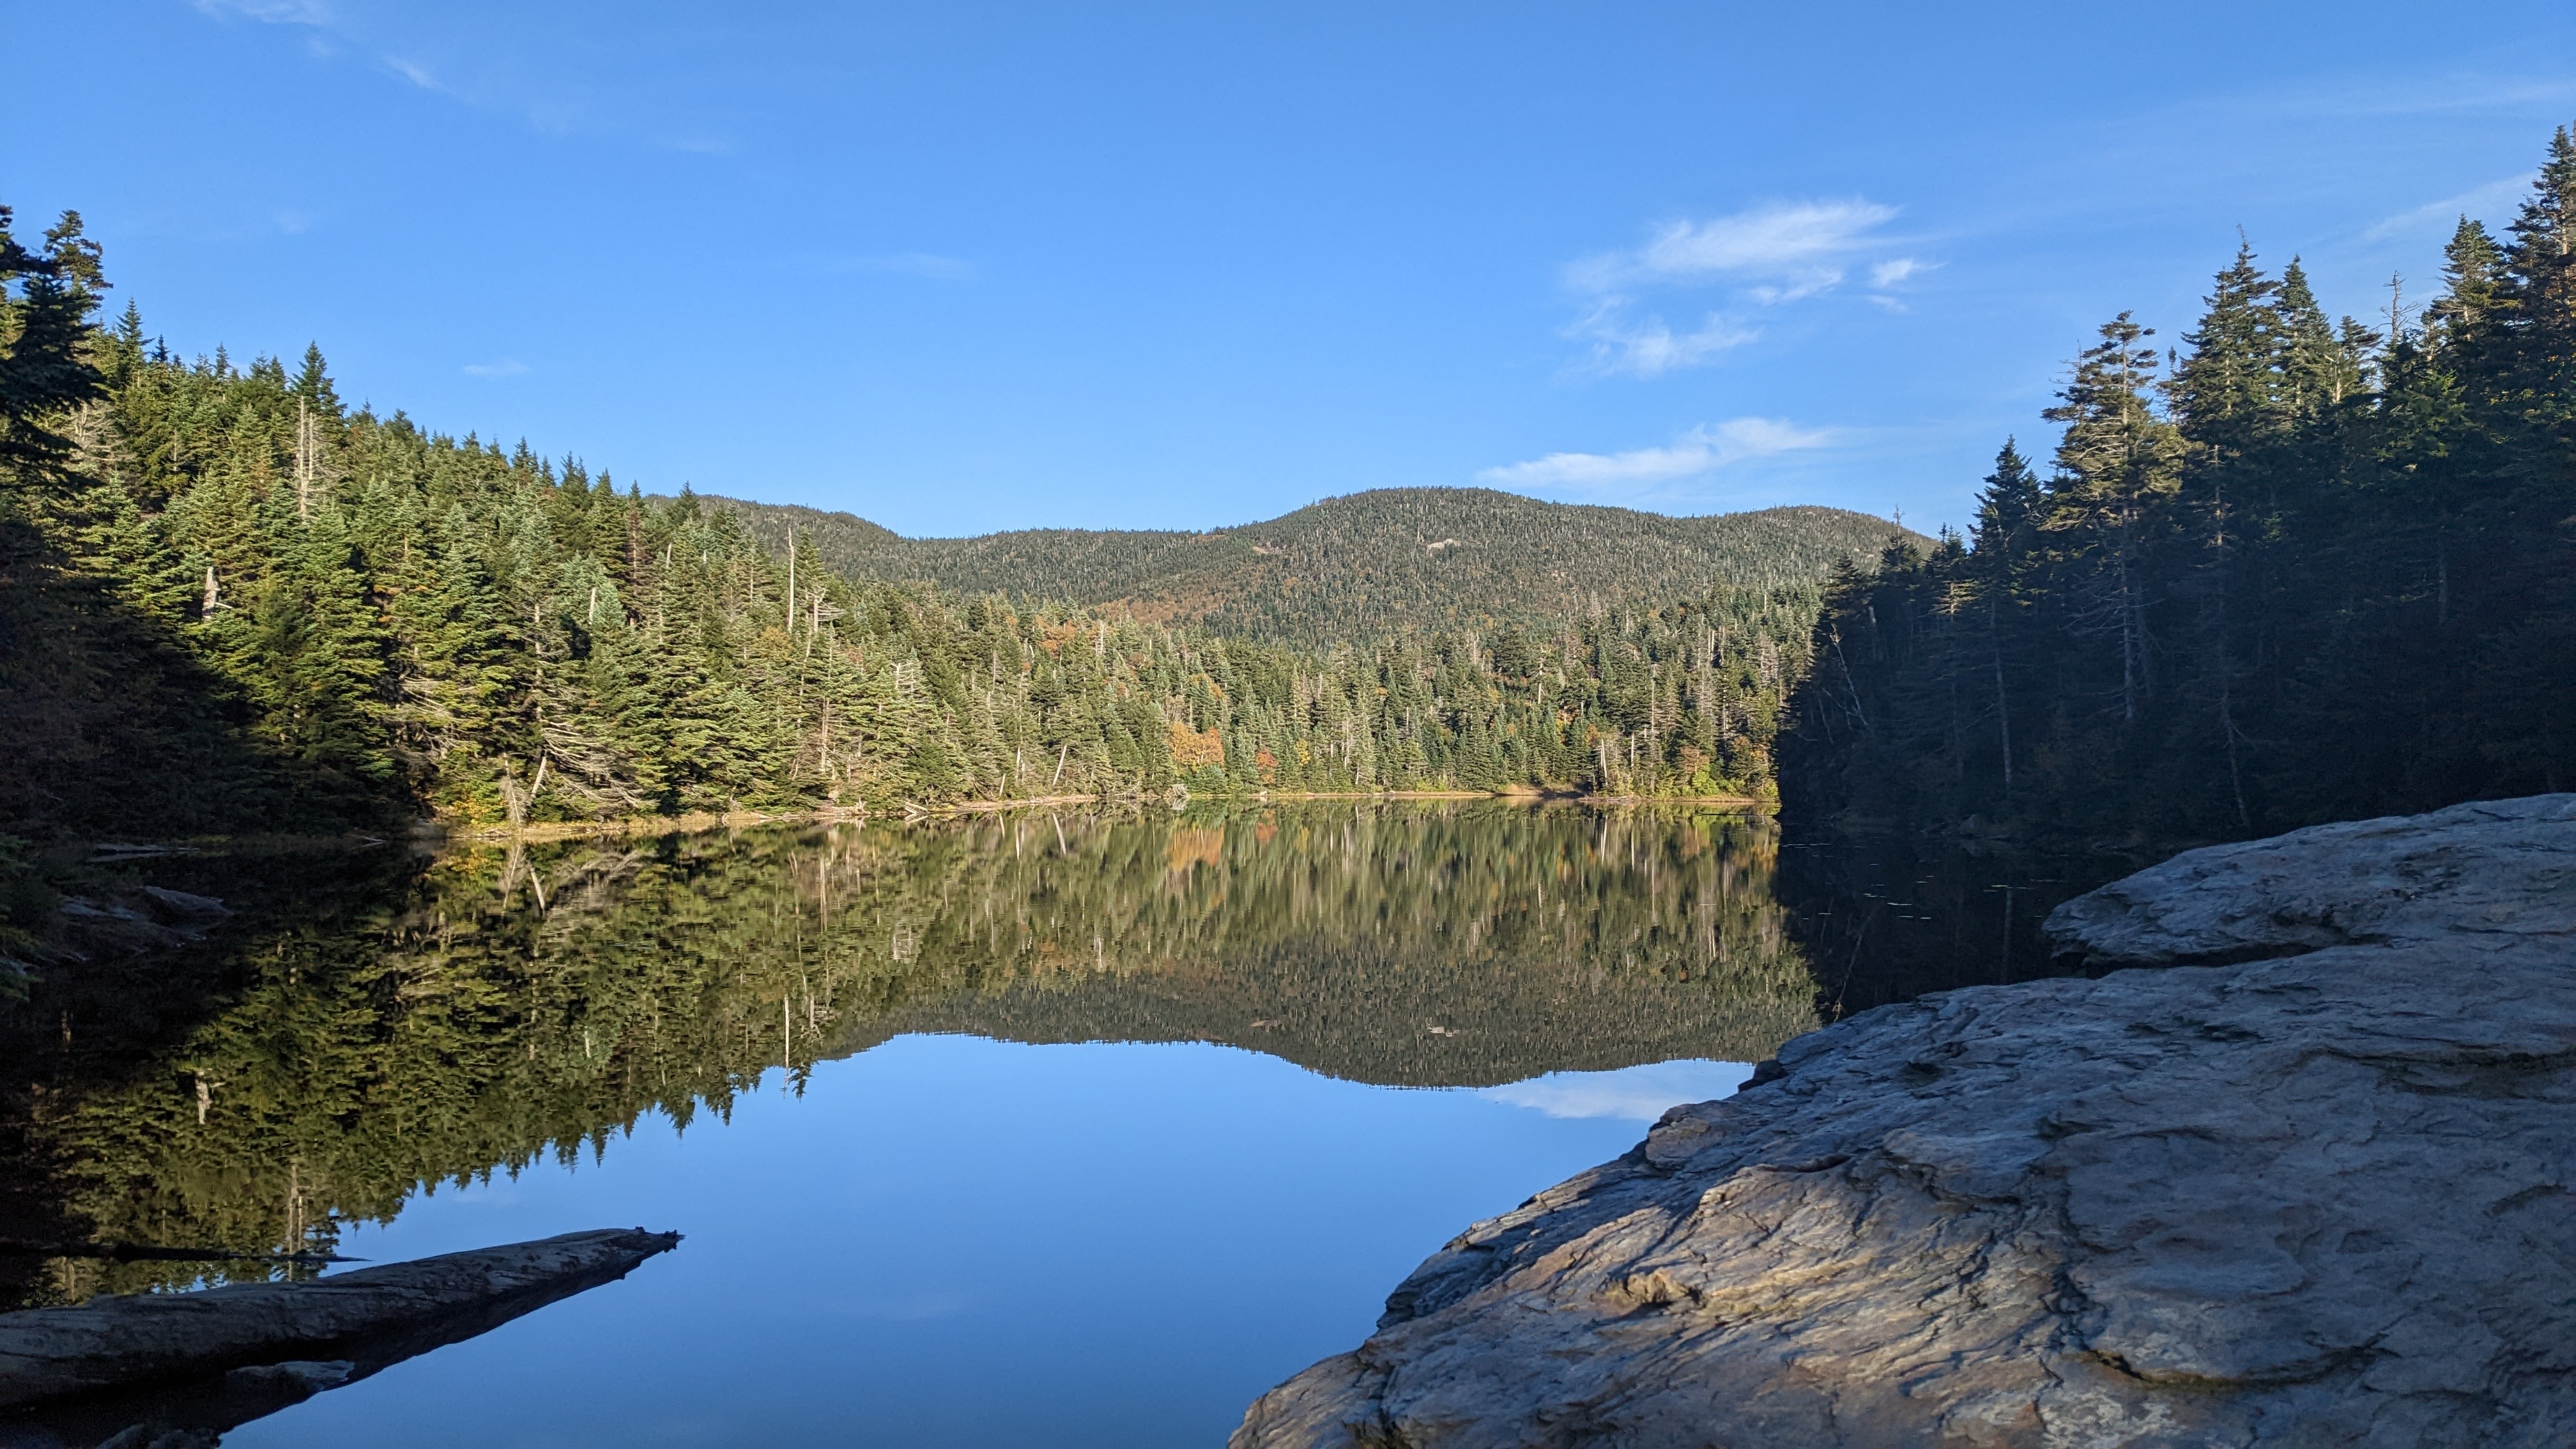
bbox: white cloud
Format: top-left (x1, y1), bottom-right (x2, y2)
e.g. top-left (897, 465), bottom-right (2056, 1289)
top-left (190, 3), bottom-right (473, 107)
top-left (1572, 200), bottom-right (1899, 293)
top-left (462, 358), bottom-right (529, 378)
top-left (1869, 257), bottom-right (1928, 288)
top-left (1568, 305), bottom-right (1757, 378)
top-left (385, 55), bottom-right (444, 91)
top-left (191, 0), bottom-right (333, 22)
top-left (2360, 174), bottom-right (2531, 242)
top-left (1481, 1059), bottom-right (1754, 1121)
top-left (188, 0), bottom-right (689, 148)
top-left (1747, 270), bottom-right (1844, 305)
top-left (1558, 199), bottom-right (1913, 376)
top-left (1478, 418), bottom-right (1831, 494)
top-left (825, 252), bottom-right (978, 281)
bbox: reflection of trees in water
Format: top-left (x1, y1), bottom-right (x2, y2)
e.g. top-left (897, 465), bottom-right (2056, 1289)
top-left (1772, 832), bottom-right (2138, 1021)
top-left (8, 804), bottom-right (1813, 1305)
top-left (897, 804), bottom-right (1814, 1084)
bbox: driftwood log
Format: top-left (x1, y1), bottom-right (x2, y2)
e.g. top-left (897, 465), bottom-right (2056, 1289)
top-left (0, 1227), bottom-right (677, 1443)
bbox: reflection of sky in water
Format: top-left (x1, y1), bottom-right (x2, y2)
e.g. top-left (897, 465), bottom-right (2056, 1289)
top-left (1481, 1059), bottom-right (1753, 1120)
top-left (228, 1034), bottom-right (1743, 1449)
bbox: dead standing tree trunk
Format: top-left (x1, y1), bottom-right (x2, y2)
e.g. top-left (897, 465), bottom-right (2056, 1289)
top-left (495, 756), bottom-right (550, 832)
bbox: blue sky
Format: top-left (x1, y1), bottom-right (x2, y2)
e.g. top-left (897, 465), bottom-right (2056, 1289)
top-left (6, 2), bottom-right (2573, 537)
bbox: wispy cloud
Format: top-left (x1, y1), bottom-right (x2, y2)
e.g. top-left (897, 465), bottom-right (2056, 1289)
top-left (823, 252), bottom-right (979, 281)
top-left (1570, 200), bottom-right (1897, 293)
top-left (2179, 69), bottom-right (2576, 125)
top-left (1478, 418), bottom-right (1830, 497)
top-left (1560, 199), bottom-right (1919, 377)
top-left (1745, 272), bottom-right (1844, 306)
top-left (384, 54), bottom-right (445, 93)
top-left (193, 3), bottom-right (479, 109)
top-left (462, 358), bottom-right (529, 378)
top-left (2361, 174), bottom-right (2533, 242)
top-left (188, 0), bottom-right (717, 150)
top-left (1870, 257), bottom-right (1929, 288)
top-left (1567, 305), bottom-right (1757, 378)
top-left (191, 0), bottom-right (334, 21)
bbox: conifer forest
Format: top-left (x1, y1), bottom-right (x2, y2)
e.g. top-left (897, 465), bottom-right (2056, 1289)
top-left (0, 224), bottom-right (1845, 847)
top-left (1786, 130), bottom-right (2576, 839)
top-left (3, 125), bottom-right (2573, 853)
top-left (18, 8), bottom-right (2576, 1443)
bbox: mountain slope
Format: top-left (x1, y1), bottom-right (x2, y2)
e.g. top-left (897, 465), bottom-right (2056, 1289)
top-left (702, 487), bottom-right (1919, 647)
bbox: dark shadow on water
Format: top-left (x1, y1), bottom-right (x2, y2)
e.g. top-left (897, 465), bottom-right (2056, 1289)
top-left (1775, 829), bottom-right (2143, 1023)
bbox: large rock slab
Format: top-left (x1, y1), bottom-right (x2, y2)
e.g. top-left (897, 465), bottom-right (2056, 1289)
top-left (2046, 794), bottom-right (2575, 966)
top-left (1234, 795), bottom-right (2576, 1447)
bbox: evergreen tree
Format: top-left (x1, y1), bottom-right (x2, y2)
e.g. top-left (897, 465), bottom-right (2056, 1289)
top-left (1788, 121), bottom-right (2576, 838)
top-left (0, 209), bottom-right (108, 489)
top-left (2042, 313), bottom-right (2182, 728)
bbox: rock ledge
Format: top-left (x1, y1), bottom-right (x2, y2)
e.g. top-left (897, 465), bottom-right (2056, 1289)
top-left (1234, 795), bottom-right (2576, 1447)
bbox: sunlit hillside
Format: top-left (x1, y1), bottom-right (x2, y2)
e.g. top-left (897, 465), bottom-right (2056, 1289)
top-left (703, 486), bottom-right (1919, 648)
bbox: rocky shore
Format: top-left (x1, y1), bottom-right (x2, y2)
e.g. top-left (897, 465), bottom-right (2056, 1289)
top-left (1235, 795), bottom-right (2576, 1446)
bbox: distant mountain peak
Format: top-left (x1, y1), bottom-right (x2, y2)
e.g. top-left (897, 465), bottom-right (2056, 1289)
top-left (695, 486), bottom-right (1923, 646)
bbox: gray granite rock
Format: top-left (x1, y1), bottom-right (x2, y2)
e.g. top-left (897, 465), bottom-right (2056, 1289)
top-left (2045, 793), bottom-right (2576, 967)
top-left (1234, 795), bottom-right (2576, 1447)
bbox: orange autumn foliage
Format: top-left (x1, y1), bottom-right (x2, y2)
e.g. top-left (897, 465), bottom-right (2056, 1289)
top-left (1166, 719), bottom-right (1226, 770)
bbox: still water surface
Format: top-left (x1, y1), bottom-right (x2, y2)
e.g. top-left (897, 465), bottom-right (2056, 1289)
top-left (12, 802), bottom-right (2124, 1445)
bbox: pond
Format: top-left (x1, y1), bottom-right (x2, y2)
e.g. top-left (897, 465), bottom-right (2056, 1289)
top-left (1, 802), bottom-right (2131, 1446)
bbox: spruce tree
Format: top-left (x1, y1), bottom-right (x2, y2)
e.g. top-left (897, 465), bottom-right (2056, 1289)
top-left (2042, 314), bottom-right (2183, 728)
top-left (2170, 241), bottom-right (2283, 454)
top-left (0, 209), bottom-right (108, 489)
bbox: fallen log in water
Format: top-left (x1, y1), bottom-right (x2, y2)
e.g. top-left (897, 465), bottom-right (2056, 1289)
top-left (0, 1227), bottom-right (678, 1418)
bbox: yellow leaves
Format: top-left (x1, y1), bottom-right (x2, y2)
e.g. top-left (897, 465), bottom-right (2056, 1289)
top-left (1166, 719), bottom-right (1225, 769)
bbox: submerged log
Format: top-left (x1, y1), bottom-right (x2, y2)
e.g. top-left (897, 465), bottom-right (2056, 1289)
top-left (0, 1227), bottom-right (678, 1419)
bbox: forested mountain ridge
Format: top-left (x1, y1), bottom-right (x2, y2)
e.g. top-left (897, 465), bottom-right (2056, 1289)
top-left (0, 208), bottom-right (1830, 856)
top-left (698, 487), bottom-right (1916, 649)
top-left (1786, 125), bottom-right (2576, 841)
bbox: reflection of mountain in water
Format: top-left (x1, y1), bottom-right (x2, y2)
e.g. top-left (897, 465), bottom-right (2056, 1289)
top-left (4, 803), bottom-right (1812, 1305)
top-left (890, 808), bottom-right (1811, 1085)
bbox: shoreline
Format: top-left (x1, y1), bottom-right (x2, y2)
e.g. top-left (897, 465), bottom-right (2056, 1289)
top-left (452, 788), bottom-right (1767, 841)
top-left (1234, 795), bottom-right (2576, 1445)
top-left (22, 790), bottom-right (1773, 856)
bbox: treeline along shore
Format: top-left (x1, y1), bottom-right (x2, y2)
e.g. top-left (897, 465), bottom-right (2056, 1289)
top-left (1787, 127), bottom-right (2576, 842)
top-left (0, 208), bottom-right (1880, 858)
top-left (5, 123), bottom-right (2573, 861)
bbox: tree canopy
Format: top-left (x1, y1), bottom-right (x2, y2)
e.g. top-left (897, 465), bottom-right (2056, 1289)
top-left (1785, 126), bottom-right (2576, 839)
top-left (0, 219), bottom-right (1832, 848)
